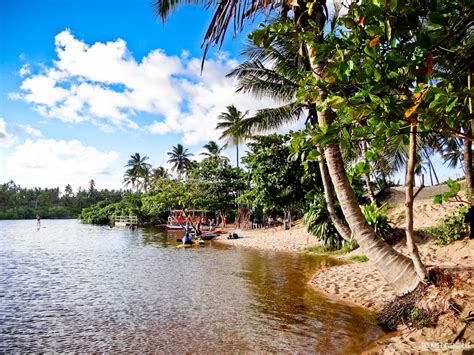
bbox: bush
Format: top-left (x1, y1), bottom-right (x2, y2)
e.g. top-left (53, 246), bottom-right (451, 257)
top-left (304, 192), bottom-right (343, 250)
top-left (425, 205), bottom-right (468, 245)
top-left (361, 202), bottom-right (391, 240)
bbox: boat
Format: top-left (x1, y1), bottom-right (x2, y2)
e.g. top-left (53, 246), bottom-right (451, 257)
top-left (165, 210), bottom-right (213, 230)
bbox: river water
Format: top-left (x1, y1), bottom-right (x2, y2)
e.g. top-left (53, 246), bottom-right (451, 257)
top-left (0, 219), bottom-right (383, 352)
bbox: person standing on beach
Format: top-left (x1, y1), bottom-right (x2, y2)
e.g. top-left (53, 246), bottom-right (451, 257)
top-left (223, 215), bottom-right (228, 228)
top-left (36, 215), bottom-right (41, 228)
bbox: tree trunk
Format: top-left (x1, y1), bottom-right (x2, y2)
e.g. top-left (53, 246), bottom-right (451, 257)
top-left (236, 145), bottom-right (239, 169)
top-left (405, 122), bottom-right (427, 279)
top-left (318, 148), bottom-right (352, 242)
top-left (467, 66), bottom-right (473, 205)
top-left (464, 124), bottom-right (473, 205)
top-left (362, 141), bottom-right (378, 205)
top-left (308, 54), bottom-right (422, 295)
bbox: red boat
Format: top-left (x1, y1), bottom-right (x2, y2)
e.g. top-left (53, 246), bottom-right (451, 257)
top-left (166, 210), bottom-right (212, 230)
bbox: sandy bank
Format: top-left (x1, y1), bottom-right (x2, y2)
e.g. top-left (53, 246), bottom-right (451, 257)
top-left (215, 221), bottom-right (317, 252)
top-left (214, 183), bottom-right (474, 352)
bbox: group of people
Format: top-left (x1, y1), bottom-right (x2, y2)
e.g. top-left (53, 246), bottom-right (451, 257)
top-left (249, 213), bottom-right (280, 229)
top-left (181, 215), bottom-right (228, 245)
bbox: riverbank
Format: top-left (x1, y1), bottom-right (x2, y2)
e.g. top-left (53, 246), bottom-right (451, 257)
top-left (218, 224), bottom-right (474, 352)
top-left (215, 220), bottom-right (317, 252)
top-left (216, 184), bottom-right (474, 352)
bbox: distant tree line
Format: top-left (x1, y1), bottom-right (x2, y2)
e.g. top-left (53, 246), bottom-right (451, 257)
top-left (0, 180), bottom-right (124, 219)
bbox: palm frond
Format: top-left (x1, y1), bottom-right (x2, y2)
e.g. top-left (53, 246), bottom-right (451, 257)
top-left (241, 104), bottom-right (303, 133)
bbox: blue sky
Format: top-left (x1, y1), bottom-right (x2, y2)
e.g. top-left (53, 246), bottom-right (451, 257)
top-left (0, 0), bottom-right (276, 190)
top-left (0, 0), bottom-right (465, 191)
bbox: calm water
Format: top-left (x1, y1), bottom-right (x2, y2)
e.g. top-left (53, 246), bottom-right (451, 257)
top-left (0, 219), bottom-right (383, 353)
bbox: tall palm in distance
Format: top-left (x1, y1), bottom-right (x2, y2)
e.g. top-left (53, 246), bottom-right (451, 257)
top-left (167, 144), bottom-right (193, 179)
top-left (123, 153), bottom-right (152, 192)
top-left (200, 140), bottom-right (230, 165)
top-left (216, 105), bottom-right (248, 169)
top-left (151, 166), bottom-right (170, 180)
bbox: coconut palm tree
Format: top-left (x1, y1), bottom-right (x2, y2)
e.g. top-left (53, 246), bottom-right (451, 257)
top-left (167, 144), bottom-right (193, 178)
top-left (154, 0), bottom-right (423, 294)
top-left (200, 140), bottom-right (230, 164)
top-left (216, 105), bottom-right (248, 168)
top-left (151, 166), bottom-right (170, 180)
top-left (123, 153), bottom-right (152, 192)
top-left (228, 35), bottom-right (352, 241)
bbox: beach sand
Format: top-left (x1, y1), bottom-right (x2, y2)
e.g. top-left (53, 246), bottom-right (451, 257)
top-left (215, 220), bottom-right (317, 252)
top-left (215, 183), bottom-right (474, 352)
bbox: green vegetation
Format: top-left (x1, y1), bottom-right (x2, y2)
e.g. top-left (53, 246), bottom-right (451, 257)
top-left (0, 180), bottom-right (123, 220)
top-left (360, 203), bottom-right (391, 241)
top-left (304, 242), bottom-right (357, 255)
top-left (349, 255), bottom-right (369, 263)
top-left (425, 205), bottom-right (469, 245)
top-left (79, 157), bottom-right (245, 225)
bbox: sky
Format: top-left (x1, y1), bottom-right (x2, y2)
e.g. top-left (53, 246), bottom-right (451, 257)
top-left (0, 0), bottom-right (465, 192)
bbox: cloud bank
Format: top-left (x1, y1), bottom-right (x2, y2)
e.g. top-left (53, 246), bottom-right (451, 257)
top-left (11, 30), bottom-right (280, 145)
top-left (2, 138), bottom-right (120, 189)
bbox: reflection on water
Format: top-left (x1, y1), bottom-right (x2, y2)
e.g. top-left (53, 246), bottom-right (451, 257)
top-left (0, 220), bottom-right (383, 352)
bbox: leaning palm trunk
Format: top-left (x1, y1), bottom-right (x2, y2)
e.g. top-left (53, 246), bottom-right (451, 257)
top-left (307, 51), bottom-right (422, 295)
top-left (318, 148), bottom-right (352, 242)
top-left (405, 122), bottom-right (427, 279)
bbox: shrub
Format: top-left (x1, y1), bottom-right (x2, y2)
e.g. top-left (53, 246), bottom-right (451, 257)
top-left (361, 202), bottom-right (391, 240)
top-left (304, 192), bottom-right (343, 250)
top-left (425, 205), bottom-right (468, 245)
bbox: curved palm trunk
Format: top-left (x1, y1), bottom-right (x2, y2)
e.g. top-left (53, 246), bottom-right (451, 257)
top-left (308, 53), bottom-right (422, 295)
top-left (318, 148), bottom-right (352, 242)
top-left (405, 123), bottom-right (427, 279)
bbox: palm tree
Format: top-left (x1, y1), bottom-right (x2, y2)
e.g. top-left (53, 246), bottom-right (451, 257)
top-left (154, 0), bottom-right (423, 294)
top-left (167, 144), bottom-right (193, 178)
top-left (123, 153), bottom-right (152, 192)
top-left (216, 105), bottom-right (248, 168)
top-left (200, 140), bottom-right (230, 164)
top-left (151, 166), bottom-right (170, 180)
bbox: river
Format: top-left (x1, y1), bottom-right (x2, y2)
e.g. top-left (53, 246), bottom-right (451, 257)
top-left (0, 219), bottom-right (383, 352)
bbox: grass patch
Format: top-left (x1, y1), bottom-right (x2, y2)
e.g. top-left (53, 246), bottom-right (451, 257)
top-left (349, 255), bottom-right (369, 262)
top-left (304, 241), bottom-right (357, 255)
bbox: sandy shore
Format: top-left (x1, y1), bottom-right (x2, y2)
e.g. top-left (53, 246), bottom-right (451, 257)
top-left (215, 221), bottom-right (318, 252)
top-left (213, 184), bottom-right (474, 352)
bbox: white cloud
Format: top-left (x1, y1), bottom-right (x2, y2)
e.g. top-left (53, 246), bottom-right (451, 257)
top-left (16, 124), bottom-right (43, 138)
top-left (19, 64), bottom-right (31, 77)
top-left (0, 118), bottom-right (18, 147)
top-left (11, 29), bottom-right (285, 143)
top-left (3, 138), bottom-right (121, 189)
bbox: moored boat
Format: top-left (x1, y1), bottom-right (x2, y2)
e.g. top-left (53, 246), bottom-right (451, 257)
top-left (165, 210), bottom-right (213, 230)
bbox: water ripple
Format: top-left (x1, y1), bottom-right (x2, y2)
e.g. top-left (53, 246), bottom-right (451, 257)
top-left (0, 219), bottom-right (383, 352)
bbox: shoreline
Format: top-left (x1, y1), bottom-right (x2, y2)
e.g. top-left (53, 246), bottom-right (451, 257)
top-left (214, 222), bottom-right (474, 352)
